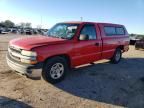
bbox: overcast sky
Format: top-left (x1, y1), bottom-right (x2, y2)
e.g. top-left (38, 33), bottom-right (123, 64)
top-left (0, 0), bottom-right (144, 34)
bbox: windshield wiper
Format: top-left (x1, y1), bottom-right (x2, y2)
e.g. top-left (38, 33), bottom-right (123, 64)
top-left (47, 35), bottom-right (59, 38)
top-left (47, 35), bottom-right (67, 39)
top-left (60, 37), bottom-right (67, 39)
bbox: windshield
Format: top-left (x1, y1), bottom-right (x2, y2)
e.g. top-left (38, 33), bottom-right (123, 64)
top-left (47, 23), bottom-right (79, 39)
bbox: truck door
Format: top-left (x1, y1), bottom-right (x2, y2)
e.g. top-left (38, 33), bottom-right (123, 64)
top-left (73, 24), bottom-right (102, 66)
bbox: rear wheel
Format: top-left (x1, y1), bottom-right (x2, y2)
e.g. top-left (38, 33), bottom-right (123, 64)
top-left (110, 48), bottom-right (122, 64)
top-left (42, 56), bottom-right (68, 84)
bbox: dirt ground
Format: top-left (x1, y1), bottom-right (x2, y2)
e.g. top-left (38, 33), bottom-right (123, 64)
top-left (0, 34), bottom-right (144, 108)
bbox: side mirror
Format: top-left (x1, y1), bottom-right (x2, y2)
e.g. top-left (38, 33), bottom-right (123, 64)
top-left (79, 34), bottom-right (89, 41)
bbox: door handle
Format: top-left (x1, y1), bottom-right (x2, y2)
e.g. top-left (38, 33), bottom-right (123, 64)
top-left (95, 43), bottom-right (100, 46)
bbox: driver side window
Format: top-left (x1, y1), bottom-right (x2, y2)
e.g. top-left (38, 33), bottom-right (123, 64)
top-left (80, 25), bottom-right (97, 40)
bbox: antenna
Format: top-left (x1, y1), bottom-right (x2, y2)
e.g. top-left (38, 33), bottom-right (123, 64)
top-left (80, 17), bottom-right (83, 21)
top-left (41, 16), bottom-right (42, 28)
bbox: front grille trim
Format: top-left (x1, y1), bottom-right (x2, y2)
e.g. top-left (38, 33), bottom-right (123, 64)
top-left (8, 45), bottom-right (21, 62)
top-left (9, 45), bottom-right (22, 54)
top-left (9, 52), bottom-right (20, 61)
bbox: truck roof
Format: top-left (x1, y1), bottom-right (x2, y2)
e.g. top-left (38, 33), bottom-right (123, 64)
top-left (61, 21), bottom-right (124, 26)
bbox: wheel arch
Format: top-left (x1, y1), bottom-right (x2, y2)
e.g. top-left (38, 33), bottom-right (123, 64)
top-left (117, 45), bottom-right (124, 51)
top-left (43, 54), bottom-right (72, 69)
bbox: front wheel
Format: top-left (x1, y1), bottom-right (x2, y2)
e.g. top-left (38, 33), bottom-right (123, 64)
top-left (110, 48), bottom-right (122, 64)
top-left (42, 57), bottom-right (68, 84)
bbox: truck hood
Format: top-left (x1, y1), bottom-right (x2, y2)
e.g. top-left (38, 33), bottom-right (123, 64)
top-left (9, 35), bottom-right (67, 50)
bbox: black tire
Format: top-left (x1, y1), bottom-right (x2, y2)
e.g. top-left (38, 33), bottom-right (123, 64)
top-left (135, 43), bottom-right (139, 50)
top-left (42, 56), bottom-right (68, 84)
top-left (110, 48), bottom-right (122, 64)
top-left (135, 47), bottom-right (139, 50)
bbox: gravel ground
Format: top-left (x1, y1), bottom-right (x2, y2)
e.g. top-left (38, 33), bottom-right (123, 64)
top-left (0, 34), bottom-right (144, 108)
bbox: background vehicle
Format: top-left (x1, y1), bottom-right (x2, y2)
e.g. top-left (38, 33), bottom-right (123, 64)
top-left (135, 37), bottom-right (144, 50)
top-left (0, 28), bottom-right (2, 34)
top-left (41, 29), bottom-right (48, 35)
top-left (0, 28), bottom-right (9, 34)
top-left (7, 22), bottom-right (129, 84)
top-left (25, 29), bottom-right (33, 35)
top-left (129, 34), bottom-right (144, 45)
top-left (11, 29), bottom-right (18, 34)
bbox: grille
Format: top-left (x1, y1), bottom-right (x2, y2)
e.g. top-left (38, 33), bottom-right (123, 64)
top-left (9, 52), bottom-right (20, 61)
top-left (8, 46), bottom-right (21, 61)
top-left (9, 46), bottom-right (21, 54)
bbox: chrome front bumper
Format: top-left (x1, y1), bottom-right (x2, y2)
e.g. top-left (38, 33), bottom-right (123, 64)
top-left (6, 54), bottom-right (43, 79)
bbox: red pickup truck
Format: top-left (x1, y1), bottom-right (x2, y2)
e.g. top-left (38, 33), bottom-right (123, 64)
top-left (7, 22), bottom-right (129, 83)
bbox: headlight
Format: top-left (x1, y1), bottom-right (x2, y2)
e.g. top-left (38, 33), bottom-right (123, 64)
top-left (21, 59), bottom-right (37, 64)
top-left (21, 50), bottom-right (37, 56)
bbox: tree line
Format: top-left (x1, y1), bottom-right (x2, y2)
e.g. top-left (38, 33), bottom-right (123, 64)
top-left (0, 20), bottom-right (32, 28)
